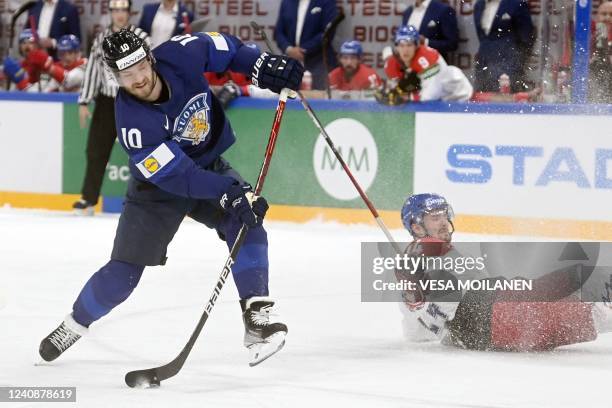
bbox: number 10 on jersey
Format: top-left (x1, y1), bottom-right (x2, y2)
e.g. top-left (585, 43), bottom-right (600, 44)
top-left (121, 128), bottom-right (142, 149)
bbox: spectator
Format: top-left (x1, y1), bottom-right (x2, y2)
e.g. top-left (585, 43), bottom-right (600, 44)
top-left (473, 0), bottom-right (535, 92)
top-left (42, 34), bottom-right (87, 92)
top-left (138, 0), bottom-right (194, 49)
top-left (73, 0), bottom-right (149, 215)
top-left (593, 0), bottom-right (612, 44)
top-left (401, 0), bottom-right (459, 61)
top-left (274, 0), bottom-right (338, 90)
top-left (589, 1), bottom-right (612, 103)
top-left (25, 0), bottom-right (81, 53)
top-left (377, 25), bottom-right (472, 104)
top-left (2, 29), bottom-right (48, 91)
top-left (328, 40), bottom-right (381, 91)
top-left (3, 32), bottom-right (86, 92)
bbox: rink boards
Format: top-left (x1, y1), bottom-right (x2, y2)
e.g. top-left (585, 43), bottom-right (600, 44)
top-left (1, 93), bottom-right (611, 239)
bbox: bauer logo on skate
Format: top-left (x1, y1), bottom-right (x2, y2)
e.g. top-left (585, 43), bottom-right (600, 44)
top-left (172, 93), bottom-right (211, 146)
top-left (313, 118), bottom-right (378, 201)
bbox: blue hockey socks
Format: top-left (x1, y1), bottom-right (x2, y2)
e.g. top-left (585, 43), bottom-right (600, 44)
top-left (220, 215), bottom-right (269, 299)
top-left (72, 260), bottom-right (144, 327)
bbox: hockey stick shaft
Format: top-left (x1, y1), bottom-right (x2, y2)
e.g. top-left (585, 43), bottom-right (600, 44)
top-left (28, 15), bottom-right (39, 43)
top-left (8, 1), bottom-right (36, 50)
top-left (297, 94), bottom-right (402, 253)
top-left (181, 12), bottom-right (192, 34)
top-left (125, 88), bottom-right (292, 388)
top-left (5, 1), bottom-right (37, 90)
top-left (251, 21), bottom-right (275, 56)
top-left (322, 11), bottom-right (345, 99)
top-left (250, 21), bottom-right (402, 254)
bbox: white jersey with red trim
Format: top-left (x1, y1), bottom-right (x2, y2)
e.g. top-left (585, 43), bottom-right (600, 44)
top-left (384, 45), bottom-right (472, 102)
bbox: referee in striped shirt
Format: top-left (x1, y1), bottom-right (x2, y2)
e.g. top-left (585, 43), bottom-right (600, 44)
top-left (74, 0), bottom-right (149, 214)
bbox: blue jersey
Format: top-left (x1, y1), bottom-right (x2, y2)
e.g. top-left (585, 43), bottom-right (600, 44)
top-left (114, 32), bottom-right (261, 200)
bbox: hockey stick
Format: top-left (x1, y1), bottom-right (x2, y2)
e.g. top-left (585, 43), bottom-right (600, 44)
top-left (4, 0), bottom-right (37, 90)
top-left (124, 88), bottom-right (294, 388)
top-left (295, 95), bottom-right (402, 254)
top-left (189, 18), bottom-right (211, 34)
top-left (250, 21), bottom-right (275, 55)
top-left (250, 21), bottom-right (403, 254)
top-left (322, 10), bottom-right (345, 99)
top-left (181, 12), bottom-right (192, 34)
top-left (28, 15), bottom-right (39, 43)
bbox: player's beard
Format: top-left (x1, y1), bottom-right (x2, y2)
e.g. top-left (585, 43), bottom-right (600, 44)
top-left (128, 69), bottom-right (158, 101)
top-left (342, 64), bottom-right (358, 80)
top-left (434, 226), bottom-right (452, 243)
top-left (424, 225), bottom-right (452, 243)
top-left (437, 229), bottom-right (452, 243)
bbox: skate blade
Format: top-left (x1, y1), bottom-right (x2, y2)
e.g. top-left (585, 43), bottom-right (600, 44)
top-left (73, 208), bottom-right (94, 216)
top-left (248, 332), bottom-right (286, 367)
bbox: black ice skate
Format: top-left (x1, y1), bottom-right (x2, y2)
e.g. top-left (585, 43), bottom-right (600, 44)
top-left (72, 199), bottom-right (94, 216)
top-left (241, 297), bottom-right (287, 366)
top-left (39, 314), bottom-right (88, 362)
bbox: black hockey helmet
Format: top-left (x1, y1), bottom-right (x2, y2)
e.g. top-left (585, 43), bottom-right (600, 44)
top-left (102, 29), bottom-right (152, 72)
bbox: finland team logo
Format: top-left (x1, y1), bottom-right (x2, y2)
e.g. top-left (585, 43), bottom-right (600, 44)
top-left (173, 93), bottom-right (211, 146)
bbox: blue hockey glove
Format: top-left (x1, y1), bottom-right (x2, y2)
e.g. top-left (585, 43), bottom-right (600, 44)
top-left (2, 57), bottom-right (27, 84)
top-left (251, 52), bottom-right (304, 93)
top-left (220, 183), bottom-right (268, 228)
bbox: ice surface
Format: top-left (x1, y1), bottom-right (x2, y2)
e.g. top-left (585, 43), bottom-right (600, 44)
top-left (0, 209), bottom-right (610, 407)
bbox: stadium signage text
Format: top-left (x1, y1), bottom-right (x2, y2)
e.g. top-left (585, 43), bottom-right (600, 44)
top-left (446, 144), bottom-right (612, 188)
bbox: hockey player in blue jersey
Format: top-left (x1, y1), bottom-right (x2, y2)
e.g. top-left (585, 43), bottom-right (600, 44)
top-left (39, 29), bottom-right (304, 366)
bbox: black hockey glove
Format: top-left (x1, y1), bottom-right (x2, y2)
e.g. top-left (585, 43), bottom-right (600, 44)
top-left (251, 52), bottom-right (304, 93)
top-left (220, 183), bottom-right (269, 228)
top-left (374, 88), bottom-right (404, 106)
top-left (216, 82), bottom-right (240, 109)
top-left (398, 71), bottom-right (421, 93)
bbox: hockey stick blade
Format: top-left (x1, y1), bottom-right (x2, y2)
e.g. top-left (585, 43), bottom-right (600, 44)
top-left (189, 17), bottom-right (211, 33)
top-left (9, 1), bottom-right (37, 46)
top-left (10, 1), bottom-right (36, 27)
top-left (125, 369), bottom-right (161, 388)
top-left (124, 264), bottom-right (218, 388)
